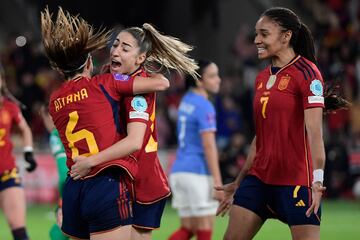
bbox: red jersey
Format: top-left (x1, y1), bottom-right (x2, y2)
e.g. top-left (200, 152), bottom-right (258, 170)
top-left (121, 69), bottom-right (170, 204)
top-left (49, 73), bottom-right (138, 179)
top-left (0, 99), bottom-right (21, 173)
top-left (249, 56), bottom-right (325, 187)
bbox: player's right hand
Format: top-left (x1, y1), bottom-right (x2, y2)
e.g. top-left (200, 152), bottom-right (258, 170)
top-left (70, 156), bottom-right (92, 180)
top-left (215, 182), bottom-right (238, 217)
top-left (306, 182), bottom-right (326, 217)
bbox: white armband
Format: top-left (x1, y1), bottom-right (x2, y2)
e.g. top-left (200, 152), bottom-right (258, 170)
top-left (312, 169), bottom-right (324, 184)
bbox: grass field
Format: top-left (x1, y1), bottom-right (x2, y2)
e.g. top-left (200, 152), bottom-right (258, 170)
top-left (1, 200), bottom-right (359, 239)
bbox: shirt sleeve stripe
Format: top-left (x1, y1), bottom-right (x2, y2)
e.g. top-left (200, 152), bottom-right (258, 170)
top-left (299, 58), bottom-right (316, 79)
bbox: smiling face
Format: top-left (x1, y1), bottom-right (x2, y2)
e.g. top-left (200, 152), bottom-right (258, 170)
top-left (109, 31), bottom-right (146, 74)
top-left (200, 62), bottom-right (221, 94)
top-left (254, 16), bottom-right (292, 60)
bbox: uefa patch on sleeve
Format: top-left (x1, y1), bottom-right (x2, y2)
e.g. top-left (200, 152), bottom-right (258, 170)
top-left (131, 96), bottom-right (148, 112)
top-left (308, 96), bottom-right (324, 104)
top-left (310, 79), bottom-right (323, 96)
top-left (113, 73), bottom-right (130, 81)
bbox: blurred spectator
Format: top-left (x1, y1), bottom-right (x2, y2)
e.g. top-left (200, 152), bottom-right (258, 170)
top-left (324, 131), bottom-right (350, 198)
top-left (219, 132), bottom-right (247, 184)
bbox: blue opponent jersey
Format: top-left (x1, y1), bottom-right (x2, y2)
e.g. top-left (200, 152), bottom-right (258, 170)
top-left (171, 91), bottom-right (216, 175)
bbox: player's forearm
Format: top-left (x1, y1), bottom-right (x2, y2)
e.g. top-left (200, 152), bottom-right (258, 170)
top-left (307, 130), bottom-right (326, 170)
top-left (133, 74), bottom-right (169, 94)
top-left (90, 136), bottom-right (142, 167)
top-left (203, 142), bottom-right (222, 186)
top-left (21, 124), bottom-right (33, 148)
top-left (304, 108), bottom-right (326, 170)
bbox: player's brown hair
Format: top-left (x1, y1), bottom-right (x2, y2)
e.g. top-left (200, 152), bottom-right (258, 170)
top-left (40, 7), bottom-right (111, 79)
top-left (121, 23), bottom-right (199, 80)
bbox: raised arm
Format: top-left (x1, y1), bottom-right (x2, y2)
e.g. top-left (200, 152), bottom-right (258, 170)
top-left (133, 73), bottom-right (169, 94)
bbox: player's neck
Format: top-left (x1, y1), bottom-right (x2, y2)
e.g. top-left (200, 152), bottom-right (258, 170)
top-left (192, 88), bottom-right (208, 99)
top-left (271, 48), bottom-right (296, 67)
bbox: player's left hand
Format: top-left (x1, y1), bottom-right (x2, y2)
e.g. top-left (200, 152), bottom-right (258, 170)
top-left (24, 151), bottom-right (37, 172)
top-left (215, 182), bottom-right (237, 217)
top-left (70, 156), bottom-right (92, 180)
top-left (306, 182), bottom-right (326, 217)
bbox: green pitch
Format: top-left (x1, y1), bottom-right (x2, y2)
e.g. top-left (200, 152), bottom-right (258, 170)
top-left (0, 200), bottom-right (359, 239)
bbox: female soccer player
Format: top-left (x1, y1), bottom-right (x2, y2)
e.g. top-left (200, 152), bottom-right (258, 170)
top-left (72, 24), bottom-right (199, 240)
top-left (216, 7), bottom-right (348, 240)
top-left (168, 60), bottom-right (223, 240)
top-left (0, 66), bottom-right (37, 240)
top-left (40, 8), bottom-right (169, 240)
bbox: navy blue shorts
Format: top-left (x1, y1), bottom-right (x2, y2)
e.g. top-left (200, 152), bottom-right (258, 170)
top-left (132, 198), bottom-right (167, 230)
top-left (233, 175), bottom-right (321, 226)
top-left (0, 168), bottom-right (22, 192)
top-left (61, 168), bottom-right (133, 239)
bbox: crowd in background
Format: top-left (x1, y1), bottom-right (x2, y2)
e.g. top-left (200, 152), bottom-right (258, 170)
top-left (0, 0), bottom-right (359, 198)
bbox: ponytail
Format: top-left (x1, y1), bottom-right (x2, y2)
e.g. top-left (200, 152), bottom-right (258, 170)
top-left (324, 79), bottom-right (350, 114)
top-left (123, 23), bottom-right (199, 80)
top-left (294, 23), bottom-right (317, 65)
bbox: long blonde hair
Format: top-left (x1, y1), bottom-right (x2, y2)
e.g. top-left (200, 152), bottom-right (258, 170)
top-left (122, 23), bottom-right (199, 79)
top-left (40, 7), bottom-right (111, 78)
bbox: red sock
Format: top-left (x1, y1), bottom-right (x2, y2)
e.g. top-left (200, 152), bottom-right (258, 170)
top-left (196, 229), bottom-right (212, 240)
top-left (168, 227), bottom-right (193, 240)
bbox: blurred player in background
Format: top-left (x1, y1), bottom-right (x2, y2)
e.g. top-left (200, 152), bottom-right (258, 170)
top-left (168, 60), bottom-right (223, 240)
top-left (0, 65), bottom-right (37, 240)
top-left (40, 7), bottom-right (169, 240)
top-left (39, 105), bottom-right (68, 240)
top-left (216, 7), bottom-right (349, 240)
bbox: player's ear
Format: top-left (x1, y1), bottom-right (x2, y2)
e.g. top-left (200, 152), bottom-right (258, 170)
top-left (282, 30), bottom-right (292, 44)
top-left (136, 52), bottom-right (146, 66)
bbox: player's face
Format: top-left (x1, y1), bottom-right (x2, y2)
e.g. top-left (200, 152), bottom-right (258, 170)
top-left (110, 31), bottom-right (146, 75)
top-left (201, 63), bottom-right (221, 94)
top-left (254, 16), bottom-right (287, 59)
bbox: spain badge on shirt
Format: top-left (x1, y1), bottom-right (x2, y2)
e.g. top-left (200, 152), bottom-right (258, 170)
top-left (278, 75), bottom-right (291, 91)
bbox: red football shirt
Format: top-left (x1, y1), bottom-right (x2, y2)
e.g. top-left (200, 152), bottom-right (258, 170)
top-left (121, 69), bottom-right (170, 203)
top-left (0, 98), bottom-right (21, 173)
top-left (49, 73), bottom-right (138, 179)
top-left (249, 56), bottom-right (325, 187)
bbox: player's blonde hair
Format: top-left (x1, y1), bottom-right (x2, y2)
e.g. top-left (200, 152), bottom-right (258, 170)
top-left (122, 23), bottom-right (199, 79)
top-left (40, 7), bottom-right (111, 78)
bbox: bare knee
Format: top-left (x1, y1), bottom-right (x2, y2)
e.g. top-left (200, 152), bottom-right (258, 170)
top-left (131, 227), bottom-right (152, 240)
top-left (291, 225), bottom-right (320, 240)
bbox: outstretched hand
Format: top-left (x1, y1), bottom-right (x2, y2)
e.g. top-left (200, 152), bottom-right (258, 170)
top-left (70, 156), bottom-right (92, 180)
top-left (306, 182), bottom-right (326, 217)
top-left (215, 182), bottom-right (238, 217)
